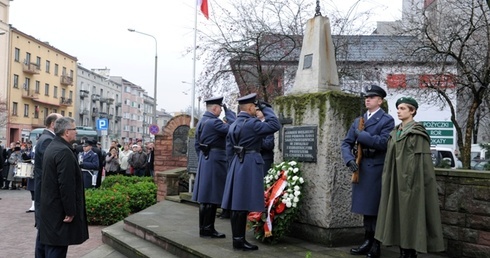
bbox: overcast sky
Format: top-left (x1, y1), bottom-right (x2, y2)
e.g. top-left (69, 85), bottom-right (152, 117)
top-left (9, 0), bottom-right (401, 113)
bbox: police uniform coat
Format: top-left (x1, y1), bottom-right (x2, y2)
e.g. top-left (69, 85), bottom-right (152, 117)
top-left (39, 136), bottom-right (89, 246)
top-left (192, 109), bottom-right (236, 204)
top-left (221, 107), bottom-right (280, 212)
top-left (375, 121), bottom-right (444, 253)
top-left (260, 134), bottom-right (274, 177)
top-left (34, 129), bottom-right (56, 227)
top-left (341, 109), bottom-right (394, 215)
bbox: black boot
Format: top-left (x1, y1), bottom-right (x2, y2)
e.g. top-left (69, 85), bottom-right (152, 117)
top-left (400, 248), bottom-right (417, 258)
top-left (198, 203), bottom-right (205, 236)
top-left (366, 239), bottom-right (380, 258)
top-left (219, 209), bottom-right (230, 219)
top-left (231, 211), bottom-right (258, 251)
top-left (350, 231), bottom-right (374, 255)
top-left (200, 204), bottom-right (225, 238)
top-left (2, 180), bottom-right (10, 190)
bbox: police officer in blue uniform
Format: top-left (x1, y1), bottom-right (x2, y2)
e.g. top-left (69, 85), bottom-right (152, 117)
top-left (192, 96), bottom-right (236, 238)
top-left (221, 93), bottom-right (281, 251)
top-left (341, 85), bottom-right (395, 258)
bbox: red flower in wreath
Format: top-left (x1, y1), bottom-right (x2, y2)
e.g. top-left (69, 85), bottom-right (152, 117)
top-left (275, 202), bottom-right (286, 214)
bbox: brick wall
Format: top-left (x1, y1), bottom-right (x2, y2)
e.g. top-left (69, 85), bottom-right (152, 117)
top-left (436, 169), bottom-right (490, 258)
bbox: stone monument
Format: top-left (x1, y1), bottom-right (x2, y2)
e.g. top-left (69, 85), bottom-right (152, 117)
top-left (274, 2), bottom-right (364, 246)
top-left (291, 3), bottom-right (340, 93)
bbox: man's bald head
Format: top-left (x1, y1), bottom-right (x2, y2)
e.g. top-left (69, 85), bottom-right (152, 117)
top-left (45, 113), bottom-right (63, 131)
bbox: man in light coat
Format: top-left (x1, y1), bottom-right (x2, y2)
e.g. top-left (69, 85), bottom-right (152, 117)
top-left (192, 96), bottom-right (236, 238)
top-left (221, 93), bottom-right (280, 251)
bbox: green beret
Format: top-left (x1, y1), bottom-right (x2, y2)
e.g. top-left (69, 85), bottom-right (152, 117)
top-left (396, 97), bottom-right (418, 109)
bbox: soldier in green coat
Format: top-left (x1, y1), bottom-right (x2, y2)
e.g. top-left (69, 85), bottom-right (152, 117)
top-left (375, 97), bottom-right (445, 258)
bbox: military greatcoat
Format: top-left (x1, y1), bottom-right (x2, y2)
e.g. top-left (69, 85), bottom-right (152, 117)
top-left (375, 121), bottom-right (444, 253)
top-left (221, 107), bottom-right (280, 212)
top-left (341, 109), bottom-right (394, 215)
top-left (192, 109), bottom-right (236, 204)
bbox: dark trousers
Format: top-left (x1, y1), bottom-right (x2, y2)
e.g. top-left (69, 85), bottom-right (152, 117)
top-left (134, 168), bottom-right (146, 177)
top-left (35, 230), bottom-right (46, 258)
top-left (363, 215), bottom-right (377, 232)
top-left (82, 170), bottom-right (97, 189)
top-left (44, 244), bottom-right (68, 258)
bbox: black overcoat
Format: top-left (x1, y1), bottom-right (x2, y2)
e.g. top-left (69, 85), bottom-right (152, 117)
top-left (39, 136), bottom-right (89, 246)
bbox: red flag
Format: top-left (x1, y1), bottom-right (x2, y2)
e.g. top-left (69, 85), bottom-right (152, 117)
top-left (198, 0), bottom-right (209, 19)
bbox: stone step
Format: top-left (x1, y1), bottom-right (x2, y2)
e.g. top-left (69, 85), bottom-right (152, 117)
top-left (81, 244), bottom-right (127, 258)
top-left (101, 221), bottom-right (179, 258)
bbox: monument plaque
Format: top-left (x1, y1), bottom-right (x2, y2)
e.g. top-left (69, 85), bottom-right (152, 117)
top-left (283, 126), bottom-right (317, 162)
top-left (187, 138), bottom-right (198, 174)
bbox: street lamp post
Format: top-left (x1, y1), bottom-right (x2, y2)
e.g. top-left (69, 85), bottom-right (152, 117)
top-left (128, 28), bottom-right (158, 131)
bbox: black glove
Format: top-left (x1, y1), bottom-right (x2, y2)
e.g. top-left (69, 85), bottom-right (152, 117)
top-left (221, 103), bottom-right (228, 112)
top-left (256, 100), bottom-right (267, 111)
top-left (347, 160), bottom-right (359, 173)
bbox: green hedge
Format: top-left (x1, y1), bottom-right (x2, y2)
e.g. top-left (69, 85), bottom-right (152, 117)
top-left (85, 175), bottom-right (157, 226)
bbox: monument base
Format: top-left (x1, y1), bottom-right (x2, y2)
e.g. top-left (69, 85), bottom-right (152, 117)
top-left (290, 222), bottom-right (363, 247)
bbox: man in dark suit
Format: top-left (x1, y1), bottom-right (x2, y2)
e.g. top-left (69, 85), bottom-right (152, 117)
top-left (341, 85), bottom-right (395, 258)
top-left (33, 113), bottom-right (62, 258)
top-left (221, 93), bottom-right (280, 251)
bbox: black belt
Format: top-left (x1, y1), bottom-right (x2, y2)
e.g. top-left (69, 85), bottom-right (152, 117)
top-left (210, 147), bottom-right (225, 151)
top-left (245, 150), bottom-right (258, 154)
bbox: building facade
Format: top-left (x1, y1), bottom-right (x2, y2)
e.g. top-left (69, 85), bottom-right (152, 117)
top-left (0, 0), bottom-right (11, 142)
top-left (7, 26), bottom-right (77, 143)
top-left (110, 76), bottom-right (154, 143)
top-left (76, 66), bottom-right (122, 148)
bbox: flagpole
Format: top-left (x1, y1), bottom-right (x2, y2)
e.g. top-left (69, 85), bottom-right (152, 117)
top-left (190, 1), bottom-right (198, 129)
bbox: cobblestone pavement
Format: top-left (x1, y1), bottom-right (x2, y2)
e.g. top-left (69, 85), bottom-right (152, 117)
top-left (0, 188), bottom-right (105, 258)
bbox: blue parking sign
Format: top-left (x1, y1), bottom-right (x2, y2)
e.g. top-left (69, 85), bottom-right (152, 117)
top-left (96, 118), bottom-right (109, 130)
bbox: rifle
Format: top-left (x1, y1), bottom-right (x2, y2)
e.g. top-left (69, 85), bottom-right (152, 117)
top-left (352, 116), bottom-right (364, 184)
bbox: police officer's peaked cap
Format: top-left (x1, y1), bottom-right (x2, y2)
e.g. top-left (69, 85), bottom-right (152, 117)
top-left (237, 93), bottom-right (257, 104)
top-left (82, 142), bottom-right (90, 147)
top-left (204, 96), bottom-right (224, 105)
top-left (364, 85), bottom-right (387, 98)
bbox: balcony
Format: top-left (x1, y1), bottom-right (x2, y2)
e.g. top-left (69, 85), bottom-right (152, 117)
top-left (91, 94), bottom-right (100, 102)
top-left (60, 75), bottom-right (73, 86)
top-left (108, 113), bottom-right (114, 120)
top-left (59, 97), bottom-right (73, 107)
top-left (31, 117), bottom-right (44, 127)
top-left (79, 90), bottom-right (89, 99)
top-left (22, 89), bottom-right (39, 99)
top-left (116, 115), bottom-right (122, 121)
top-left (23, 62), bottom-right (40, 74)
top-left (106, 97), bottom-right (114, 105)
top-left (91, 111), bottom-right (99, 117)
top-left (99, 97), bottom-right (107, 103)
top-left (80, 108), bottom-right (89, 116)
top-left (99, 112), bottom-right (108, 118)
top-left (115, 102), bottom-right (122, 107)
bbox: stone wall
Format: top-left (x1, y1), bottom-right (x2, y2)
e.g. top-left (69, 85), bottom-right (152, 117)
top-left (155, 114), bottom-right (195, 173)
top-left (436, 169), bottom-right (490, 258)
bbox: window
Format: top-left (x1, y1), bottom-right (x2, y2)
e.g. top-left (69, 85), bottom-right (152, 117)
top-left (24, 104), bottom-right (29, 117)
top-left (124, 125), bottom-right (129, 131)
top-left (44, 83), bottom-right (49, 96)
top-left (70, 70), bottom-right (74, 78)
top-left (68, 112), bottom-right (72, 117)
top-left (25, 52), bottom-right (31, 64)
top-left (44, 108), bottom-right (49, 118)
top-left (61, 88), bottom-right (66, 99)
top-left (36, 56), bottom-right (41, 66)
top-left (12, 102), bottom-right (18, 116)
top-left (69, 90), bottom-right (73, 99)
top-left (34, 106), bottom-right (39, 119)
top-left (61, 111), bottom-right (65, 116)
top-left (53, 109), bottom-right (57, 113)
top-left (45, 60), bottom-right (50, 73)
top-left (54, 86), bottom-right (58, 98)
top-left (24, 78), bottom-right (30, 91)
top-left (14, 48), bottom-right (20, 62)
top-left (54, 64), bottom-right (58, 76)
top-left (35, 81), bottom-right (40, 93)
top-left (125, 86), bottom-right (131, 93)
top-left (62, 66), bottom-right (66, 76)
top-left (13, 74), bottom-right (19, 88)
